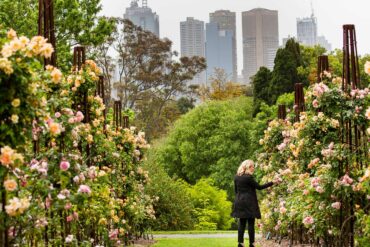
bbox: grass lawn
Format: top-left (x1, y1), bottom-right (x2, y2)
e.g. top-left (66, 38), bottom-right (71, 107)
top-left (152, 230), bottom-right (237, 235)
top-left (152, 238), bottom-right (237, 247)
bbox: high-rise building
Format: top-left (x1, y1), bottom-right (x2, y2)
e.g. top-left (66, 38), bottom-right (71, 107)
top-left (124, 0), bottom-right (159, 37)
top-left (317, 36), bottom-right (332, 52)
top-left (205, 22), bottom-right (234, 82)
top-left (180, 17), bottom-right (206, 85)
top-left (209, 10), bottom-right (237, 82)
top-left (242, 8), bottom-right (279, 83)
top-left (297, 15), bottom-right (317, 46)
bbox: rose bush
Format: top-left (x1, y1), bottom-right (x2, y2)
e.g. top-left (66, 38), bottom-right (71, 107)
top-left (0, 29), bottom-right (155, 246)
top-left (257, 70), bottom-right (370, 245)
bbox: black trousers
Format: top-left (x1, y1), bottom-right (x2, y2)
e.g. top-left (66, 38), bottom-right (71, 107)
top-left (238, 218), bottom-right (255, 246)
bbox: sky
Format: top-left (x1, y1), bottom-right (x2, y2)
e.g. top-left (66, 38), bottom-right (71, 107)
top-left (100, 0), bottom-right (370, 74)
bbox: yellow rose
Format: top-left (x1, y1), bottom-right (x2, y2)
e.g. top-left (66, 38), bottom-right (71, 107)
top-left (11, 99), bottom-right (20, 107)
top-left (365, 61), bottom-right (370, 75)
top-left (4, 179), bottom-right (17, 192)
top-left (98, 218), bottom-right (107, 225)
top-left (50, 68), bottom-right (62, 84)
top-left (7, 29), bottom-right (17, 39)
top-left (11, 114), bottom-right (19, 124)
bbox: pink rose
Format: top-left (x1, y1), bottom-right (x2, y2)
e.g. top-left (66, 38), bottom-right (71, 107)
top-left (75, 111), bottom-right (84, 122)
top-left (331, 202), bottom-right (341, 210)
top-left (78, 185), bottom-right (91, 195)
top-left (303, 216), bottom-right (314, 225)
top-left (64, 202), bottom-right (72, 210)
top-left (312, 99), bottom-right (319, 108)
top-left (66, 215), bottom-right (73, 222)
top-left (340, 174), bottom-right (353, 186)
top-left (59, 160), bottom-right (70, 171)
top-left (55, 112), bottom-right (61, 118)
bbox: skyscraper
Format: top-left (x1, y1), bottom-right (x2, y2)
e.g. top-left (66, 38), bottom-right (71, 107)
top-left (242, 8), bottom-right (279, 83)
top-left (209, 10), bottom-right (237, 82)
top-left (124, 0), bottom-right (160, 37)
top-left (180, 17), bottom-right (206, 85)
top-left (297, 15), bottom-right (317, 46)
top-left (317, 36), bottom-right (332, 52)
top-left (205, 22), bottom-right (233, 82)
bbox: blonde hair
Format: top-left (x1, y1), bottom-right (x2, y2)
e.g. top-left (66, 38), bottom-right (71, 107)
top-left (237, 160), bottom-right (254, 176)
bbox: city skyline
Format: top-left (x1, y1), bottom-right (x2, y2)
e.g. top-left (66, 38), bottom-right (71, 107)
top-left (101, 0), bottom-right (370, 75)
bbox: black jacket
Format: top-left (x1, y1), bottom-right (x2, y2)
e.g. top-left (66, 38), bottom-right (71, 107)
top-left (231, 174), bottom-right (273, 219)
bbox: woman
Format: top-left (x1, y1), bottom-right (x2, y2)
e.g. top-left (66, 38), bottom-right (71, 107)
top-left (231, 160), bottom-right (274, 247)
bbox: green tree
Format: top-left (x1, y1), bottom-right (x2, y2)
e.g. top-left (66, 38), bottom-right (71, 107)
top-left (299, 45), bottom-right (326, 84)
top-left (144, 149), bottom-right (194, 230)
top-left (187, 178), bottom-right (233, 230)
top-left (112, 19), bottom-right (206, 140)
top-left (270, 38), bottom-right (302, 103)
top-left (251, 67), bottom-right (272, 115)
top-left (199, 68), bottom-right (245, 101)
top-left (176, 97), bottom-right (195, 114)
top-left (0, 0), bottom-right (116, 70)
top-left (156, 97), bottom-right (253, 196)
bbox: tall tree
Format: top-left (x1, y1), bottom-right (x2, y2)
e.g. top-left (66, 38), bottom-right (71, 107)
top-left (0, 0), bottom-right (116, 70)
top-left (199, 68), bottom-right (245, 101)
top-left (251, 66), bottom-right (272, 115)
top-left (269, 38), bottom-right (302, 103)
top-left (113, 19), bottom-right (206, 139)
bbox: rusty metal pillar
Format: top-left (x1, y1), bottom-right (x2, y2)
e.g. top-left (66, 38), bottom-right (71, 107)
top-left (113, 101), bottom-right (123, 130)
top-left (38, 0), bottom-right (57, 66)
top-left (317, 55), bottom-right (329, 83)
top-left (123, 116), bottom-right (129, 128)
top-left (294, 83), bottom-right (305, 122)
top-left (278, 105), bottom-right (287, 120)
top-left (73, 46), bottom-right (86, 72)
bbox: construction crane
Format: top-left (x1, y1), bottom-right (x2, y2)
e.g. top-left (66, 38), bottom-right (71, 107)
top-left (130, 0), bottom-right (147, 8)
top-left (310, 0), bottom-right (315, 18)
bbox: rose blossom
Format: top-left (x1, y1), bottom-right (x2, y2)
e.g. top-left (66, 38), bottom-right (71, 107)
top-left (66, 215), bottom-right (73, 222)
top-left (65, 235), bottom-right (74, 243)
top-left (64, 202), bottom-right (72, 210)
top-left (364, 61), bottom-right (370, 75)
top-left (78, 185), bottom-right (91, 195)
top-left (311, 177), bottom-right (320, 187)
top-left (303, 216), bottom-right (314, 225)
top-left (312, 99), bottom-right (319, 108)
top-left (59, 160), bottom-right (70, 171)
top-left (75, 111), bottom-right (84, 122)
top-left (331, 202), bottom-right (341, 210)
top-left (4, 179), bottom-right (17, 192)
top-left (366, 107), bottom-right (370, 120)
top-left (315, 186), bottom-right (324, 194)
top-left (340, 174), bottom-right (353, 186)
top-left (55, 112), bottom-right (61, 118)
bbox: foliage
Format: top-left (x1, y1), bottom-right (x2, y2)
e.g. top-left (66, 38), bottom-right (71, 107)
top-left (298, 45), bottom-right (326, 85)
top-left (251, 67), bottom-right (272, 115)
top-left (0, 0), bottom-right (116, 71)
top-left (257, 70), bottom-right (370, 244)
top-left (270, 39), bottom-right (303, 104)
top-left (187, 179), bottom-right (233, 230)
top-left (109, 19), bottom-right (205, 140)
top-left (176, 97), bottom-right (195, 115)
top-left (143, 148), bottom-right (195, 231)
top-left (156, 97), bottom-right (253, 196)
top-left (0, 29), bottom-right (155, 245)
top-left (199, 68), bottom-right (245, 101)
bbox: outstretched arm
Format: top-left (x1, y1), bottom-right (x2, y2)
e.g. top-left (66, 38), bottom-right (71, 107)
top-left (250, 177), bottom-right (273, 190)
